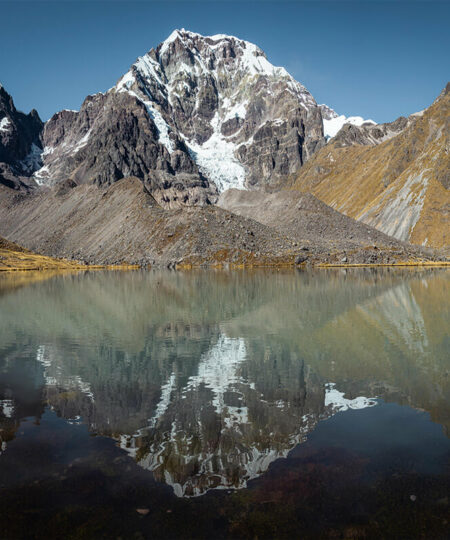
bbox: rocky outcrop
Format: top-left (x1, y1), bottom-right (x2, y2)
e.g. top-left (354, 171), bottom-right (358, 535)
top-left (319, 103), bottom-right (338, 121)
top-left (39, 91), bottom-right (214, 207)
top-left (32, 30), bottom-right (325, 205)
top-left (0, 84), bottom-right (43, 190)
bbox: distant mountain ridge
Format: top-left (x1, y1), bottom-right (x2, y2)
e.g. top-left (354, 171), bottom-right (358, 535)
top-left (293, 83), bottom-right (450, 249)
top-left (318, 104), bottom-right (376, 140)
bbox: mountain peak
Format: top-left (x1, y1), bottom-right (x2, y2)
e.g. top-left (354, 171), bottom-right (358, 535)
top-left (29, 30), bottom-right (325, 204)
top-left (154, 29), bottom-right (290, 80)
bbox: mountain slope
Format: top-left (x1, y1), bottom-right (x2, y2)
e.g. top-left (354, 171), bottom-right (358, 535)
top-left (218, 189), bottom-right (408, 251)
top-left (32, 29), bottom-right (325, 206)
top-left (0, 177), bottom-right (439, 267)
top-left (292, 84), bottom-right (450, 249)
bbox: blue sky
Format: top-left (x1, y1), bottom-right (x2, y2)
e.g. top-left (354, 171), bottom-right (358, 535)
top-left (1, 1), bottom-right (448, 122)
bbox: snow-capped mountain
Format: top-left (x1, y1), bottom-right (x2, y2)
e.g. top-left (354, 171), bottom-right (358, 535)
top-left (319, 104), bottom-right (376, 140)
top-left (34, 29), bottom-right (325, 206)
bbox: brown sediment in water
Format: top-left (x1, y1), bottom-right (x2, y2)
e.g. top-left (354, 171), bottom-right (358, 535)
top-left (317, 261), bottom-right (450, 268)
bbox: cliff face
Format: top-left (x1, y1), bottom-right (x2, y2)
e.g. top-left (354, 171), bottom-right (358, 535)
top-left (292, 84), bottom-right (450, 249)
top-left (0, 84), bottom-right (43, 190)
top-left (33, 30), bottom-right (325, 206)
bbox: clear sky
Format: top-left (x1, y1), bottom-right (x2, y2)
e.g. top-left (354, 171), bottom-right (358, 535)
top-left (1, 0), bottom-right (448, 122)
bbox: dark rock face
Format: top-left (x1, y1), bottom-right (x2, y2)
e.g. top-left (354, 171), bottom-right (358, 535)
top-left (40, 92), bottom-right (214, 206)
top-left (0, 84), bottom-right (43, 189)
top-left (33, 30), bottom-right (325, 205)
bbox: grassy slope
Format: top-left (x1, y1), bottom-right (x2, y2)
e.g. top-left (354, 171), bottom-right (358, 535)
top-left (292, 85), bottom-right (449, 250)
top-left (0, 235), bottom-right (97, 271)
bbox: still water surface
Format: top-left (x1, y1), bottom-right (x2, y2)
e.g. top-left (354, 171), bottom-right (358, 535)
top-left (0, 269), bottom-right (449, 538)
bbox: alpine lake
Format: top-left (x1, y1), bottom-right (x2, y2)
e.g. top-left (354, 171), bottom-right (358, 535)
top-left (0, 268), bottom-right (449, 539)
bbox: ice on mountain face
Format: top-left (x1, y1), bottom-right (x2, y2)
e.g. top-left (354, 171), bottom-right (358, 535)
top-left (108, 29), bottom-right (322, 192)
top-left (143, 100), bottom-right (175, 153)
top-left (323, 114), bottom-right (376, 139)
top-left (116, 71), bottom-right (135, 91)
top-left (135, 55), bottom-right (165, 87)
top-left (0, 117), bottom-right (11, 132)
top-left (185, 113), bottom-right (246, 192)
top-left (21, 143), bottom-right (43, 174)
top-left (116, 74), bottom-right (175, 154)
top-left (42, 146), bottom-right (54, 156)
top-left (33, 165), bottom-right (50, 185)
top-left (159, 29), bottom-right (187, 56)
top-left (157, 29), bottom-right (313, 102)
top-left (222, 98), bottom-right (248, 122)
top-left (72, 128), bottom-right (92, 154)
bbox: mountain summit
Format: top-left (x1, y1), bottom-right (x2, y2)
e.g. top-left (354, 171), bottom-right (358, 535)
top-left (35, 29), bottom-right (325, 206)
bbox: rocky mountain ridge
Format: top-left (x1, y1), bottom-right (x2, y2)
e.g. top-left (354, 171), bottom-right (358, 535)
top-left (0, 84), bottom-right (43, 190)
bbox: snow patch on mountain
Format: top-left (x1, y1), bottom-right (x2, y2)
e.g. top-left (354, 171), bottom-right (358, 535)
top-left (117, 74), bottom-right (175, 154)
top-left (72, 128), bottom-right (92, 153)
top-left (0, 117), bottom-right (11, 132)
top-left (323, 114), bottom-right (376, 139)
top-left (222, 98), bottom-right (248, 122)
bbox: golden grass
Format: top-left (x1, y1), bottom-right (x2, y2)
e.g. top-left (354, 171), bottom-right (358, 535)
top-left (0, 247), bottom-right (139, 272)
top-left (291, 91), bottom-right (449, 249)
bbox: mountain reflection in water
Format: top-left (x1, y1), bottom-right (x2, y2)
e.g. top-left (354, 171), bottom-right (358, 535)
top-left (0, 268), bottom-right (448, 499)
